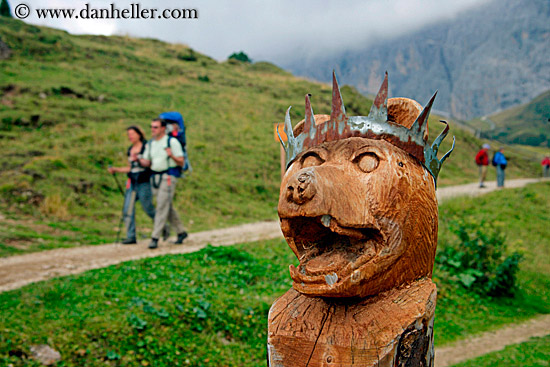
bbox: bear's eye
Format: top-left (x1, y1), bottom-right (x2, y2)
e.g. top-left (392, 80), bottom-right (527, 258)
top-left (301, 152), bottom-right (324, 168)
top-left (355, 153), bottom-right (379, 173)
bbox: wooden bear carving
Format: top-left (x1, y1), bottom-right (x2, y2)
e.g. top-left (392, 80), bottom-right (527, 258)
top-left (268, 72), bottom-right (454, 367)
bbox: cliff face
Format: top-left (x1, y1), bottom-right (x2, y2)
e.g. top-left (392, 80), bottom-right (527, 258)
top-left (283, 0), bottom-right (550, 120)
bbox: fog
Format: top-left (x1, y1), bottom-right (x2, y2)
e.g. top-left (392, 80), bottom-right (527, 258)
top-left (20, 0), bottom-right (490, 63)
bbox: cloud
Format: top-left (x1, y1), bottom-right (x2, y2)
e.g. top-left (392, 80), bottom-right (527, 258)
top-left (21, 0), bottom-right (490, 62)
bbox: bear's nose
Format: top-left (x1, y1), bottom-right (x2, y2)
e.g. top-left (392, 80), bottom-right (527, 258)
top-left (287, 171), bottom-right (316, 205)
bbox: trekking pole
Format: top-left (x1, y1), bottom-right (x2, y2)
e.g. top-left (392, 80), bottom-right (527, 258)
top-left (109, 165), bottom-right (126, 243)
top-left (108, 165), bottom-right (125, 197)
top-left (116, 206), bottom-right (125, 244)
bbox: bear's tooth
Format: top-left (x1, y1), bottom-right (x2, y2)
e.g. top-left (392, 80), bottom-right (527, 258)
top-left (325, 272), bottom-right (338, 286)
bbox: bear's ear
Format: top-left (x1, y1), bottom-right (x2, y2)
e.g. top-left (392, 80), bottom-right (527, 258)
top-left (387, 98), bottom-right (427, 140)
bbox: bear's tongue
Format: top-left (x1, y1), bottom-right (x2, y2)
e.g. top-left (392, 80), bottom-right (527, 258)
top-left (304, 249), bottom-right (351, 275)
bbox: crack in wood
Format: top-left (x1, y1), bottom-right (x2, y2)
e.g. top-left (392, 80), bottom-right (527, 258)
top-left (305, 304), bottom-right (332, 367)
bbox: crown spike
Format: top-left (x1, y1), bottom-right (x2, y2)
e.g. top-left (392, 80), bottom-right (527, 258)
top-left (331, 71), bottom-right (347, 123)
top-left (411, 91), bottom-right (437, 141)
top-left (304, 93), bottom-right (316, 136)
top-left (431, 119), bottom-right (450, 154)
top-left (367, 72), bottom-right (388, 122)
top-left (282, 72), bottom-right (454, 188)
top-left (284, 106), bottom-right (294, 142)
top-left (440, 135), bottom-right (456, 167)
top-left (373, 71), bottom-right (388, 110)
top-left (276, 124), bottom-right (284, 148)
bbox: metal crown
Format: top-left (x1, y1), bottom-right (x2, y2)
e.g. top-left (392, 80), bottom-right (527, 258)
top-left (278, 71), bottom-right (455, 187)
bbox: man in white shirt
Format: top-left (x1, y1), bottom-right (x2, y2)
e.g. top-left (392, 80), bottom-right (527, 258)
top-left (139, 118), bottom-right (188, 249)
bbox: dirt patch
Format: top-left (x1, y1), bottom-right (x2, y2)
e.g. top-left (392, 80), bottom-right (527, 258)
top-left (2, 238), bottom-right (34, 250)
top-left (435, 314), bottom-right (550, 366)
top-left (1, 216), bottom-right (76, 237)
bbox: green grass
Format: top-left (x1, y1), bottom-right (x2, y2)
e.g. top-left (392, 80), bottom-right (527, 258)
top-left (451, 335), bottom-right (550, 367)
top-left (0, 182), bottom-right (549, 366)
top-left (0, 242), bottom-right (295, 367)
top-left (0, 17), bottom-right (542, 256)
top-left (434, 182), bottom-right (550, 344)
top-left (467, 90), bottom-right (550, 147)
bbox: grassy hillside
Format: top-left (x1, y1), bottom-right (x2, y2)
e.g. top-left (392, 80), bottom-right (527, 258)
top-left (0, 18), bottom-right (541, 255)
top-left (468, 90), bottom-right (550, 147)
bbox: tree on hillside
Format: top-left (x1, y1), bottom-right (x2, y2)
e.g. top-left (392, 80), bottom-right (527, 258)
top-left (228, 51), bottom-right (251, 63)
top-left (0, 0), bottom-right (11, 17)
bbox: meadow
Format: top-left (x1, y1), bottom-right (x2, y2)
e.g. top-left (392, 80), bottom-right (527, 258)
top-left (0, 18), bottom-right (543, 256)
top-left (1, 182), bottom-right (549, 366)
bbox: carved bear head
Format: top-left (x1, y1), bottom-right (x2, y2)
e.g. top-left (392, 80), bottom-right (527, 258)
top-left (278, 99), bottom-right (439, 298)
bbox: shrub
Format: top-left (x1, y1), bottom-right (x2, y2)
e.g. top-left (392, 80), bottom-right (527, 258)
top-left (228, 51), bottom-right (251, 63)
top-left (0, 0), bottom-right (11, 18)
top-left (177, 49), bottom-right (197, 62)
top-left (436, 220), bottom-right (522, 297)
top-left (39, 193), bottom-right (70, 220)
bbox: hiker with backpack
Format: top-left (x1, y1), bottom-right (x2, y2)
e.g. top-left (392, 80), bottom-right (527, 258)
top-left (492, 147), bottom-right (508, 188)
top-left (160, 111), bottom-right (192, 175)
top-left (475, 144), bottom-right (490, 188)
top-left (541, 156), bottom-right (550, 178)
top-left (138, 118), bottom-right (188, 249)
top-left (108, 126), bottom-right (155, 244)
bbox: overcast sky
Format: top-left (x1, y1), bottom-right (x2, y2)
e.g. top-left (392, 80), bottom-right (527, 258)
top-left (18, 0), bottom-right (490, 64)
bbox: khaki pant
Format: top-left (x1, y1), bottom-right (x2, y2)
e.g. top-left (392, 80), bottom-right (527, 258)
top-left (151, 174), bottom-right (185, 239)
top-left (478, 165), bottom-right (488, 185)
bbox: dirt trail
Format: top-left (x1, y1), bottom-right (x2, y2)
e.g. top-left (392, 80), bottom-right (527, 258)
top-left (0, 221), bottom-right (283, 293)
top-left (436, 177), bottom-right (543, 201)
top-left (435, 314), bottom-right (550, 366)
top-left (0, 178), bottom-right (546, 293)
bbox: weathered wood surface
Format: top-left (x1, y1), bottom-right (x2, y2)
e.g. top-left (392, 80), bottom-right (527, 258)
top-left (278, 137), bottom-right (438, 299)
top-left (268, 279), bottom-right (436, 366)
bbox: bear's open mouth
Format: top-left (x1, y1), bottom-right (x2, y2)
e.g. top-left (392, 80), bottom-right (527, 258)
top-left (280, 216), bottom-right (384, 285)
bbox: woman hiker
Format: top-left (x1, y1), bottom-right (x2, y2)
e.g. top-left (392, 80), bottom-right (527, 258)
top-left (108, 126), bottom-right (156, 244)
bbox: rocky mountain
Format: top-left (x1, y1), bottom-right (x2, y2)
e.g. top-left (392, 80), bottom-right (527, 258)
top-left (282, 0), bottom-right (550, 120)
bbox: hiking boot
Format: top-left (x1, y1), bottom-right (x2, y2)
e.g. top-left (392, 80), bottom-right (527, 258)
top-left (122, 238), bottom-right (137, 245)
top-left (173, 231), bottom-right (188, 245)
top-left (148, 238), bottom-right (159, 249)
top-left (162, 227), bottom-right (170, 241)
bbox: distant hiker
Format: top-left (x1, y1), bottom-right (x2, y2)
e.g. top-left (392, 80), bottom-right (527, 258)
top-left (542, 156), bottom-right (550, 178)
top-left (138, 118), bottom-right (188, 249)
top-left (492, 148), bottom-right (508, 188)
top-left (475, 144), bottom-right (490, 188)
top-left (160, 111), bottom-right (192, 174)
top-left (108, 126), bottom-right (155, 244)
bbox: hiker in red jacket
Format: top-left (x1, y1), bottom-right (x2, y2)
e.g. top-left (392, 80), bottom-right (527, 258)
top-left (475, 144), bottom-right (490, 188)
top-left (542, 156), bottom-right (550, 178)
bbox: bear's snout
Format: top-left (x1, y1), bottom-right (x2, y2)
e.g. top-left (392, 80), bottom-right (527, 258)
top-left (286, 171), bottom-right (316, 205)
